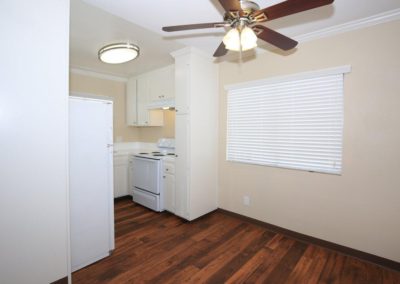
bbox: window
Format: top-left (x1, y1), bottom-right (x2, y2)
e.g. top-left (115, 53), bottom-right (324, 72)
top-left (226, 66), bottom-right (351, 175)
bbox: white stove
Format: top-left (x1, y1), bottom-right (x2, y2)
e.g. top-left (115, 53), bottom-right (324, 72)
top-left (130, 139), bottom-right (175, 211)
top-left (134, 151), bottom-right (176, 160)
top-left (134, 138), bottom-right (175, 160)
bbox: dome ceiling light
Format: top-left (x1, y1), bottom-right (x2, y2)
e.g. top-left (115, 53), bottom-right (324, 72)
top-left (98, 43), bottom-right (139, 64)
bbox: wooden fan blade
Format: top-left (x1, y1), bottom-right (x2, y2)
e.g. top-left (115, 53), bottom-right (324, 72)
top-left (162, 22), bottom-right (227, 32)
top-left (253, 0), bottom-right (334, 22)
top-left (217, 0), bottom-right (242, 12)
top-left (253, 25), bottom-right (298, 51)
top-left (213, 42), bottom-right (228, 57)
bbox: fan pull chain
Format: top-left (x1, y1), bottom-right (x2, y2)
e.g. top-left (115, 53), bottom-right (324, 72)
top-left (239, 27), bottom-right (243, 65)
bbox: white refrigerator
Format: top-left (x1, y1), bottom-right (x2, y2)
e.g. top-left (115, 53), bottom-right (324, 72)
top-left (69, 96), bottom-right (115, 272)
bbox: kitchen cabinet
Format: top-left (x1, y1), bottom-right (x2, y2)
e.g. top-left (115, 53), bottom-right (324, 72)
top-left (174, 58), bottom-right (190, 115)
top-left (163, 161), bottom-right (175, 213)
top-left (136, 75), bottom-right (151, 126)
top-left (149, 65), bottom-right (175, 102)
top-left (174, 115), bottom-right (189, 218)
top-left (113, 154), bottom-right (130, 197)
top-left (126, 78), bottom-right (137, 125)
top-left (171, 47), bottom-right (218, 221)
top-left (128, 156), bottom-right (134, 195)
top-left (126, 74), bottom-right (164, 127)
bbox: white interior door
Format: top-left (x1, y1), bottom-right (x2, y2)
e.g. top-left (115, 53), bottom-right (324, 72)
top-left (69, 97), bottom-right (114, 272)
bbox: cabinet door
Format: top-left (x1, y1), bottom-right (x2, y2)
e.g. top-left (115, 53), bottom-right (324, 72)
top-left (149, 65), bottom-right (175, 102)
top-left (137, 75), bottom-right (149, 126)
top-left (163, 65), bottom-right (175, 99)
top-left (113, 163), bottom-right (128, 198)
top-left (174, 57), bottom-right (190, 114)
top-left (128, 159), bottom-right (134, 195)
top-left (174, 115), bottom-right (190, 219)
top-left (126, 78), bottom-right (137, 126)
top-left (163, 173), bottom-right (175, 213)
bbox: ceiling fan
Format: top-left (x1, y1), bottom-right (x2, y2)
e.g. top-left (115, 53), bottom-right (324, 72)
top-left (162, 0), bottom-right (334, 57)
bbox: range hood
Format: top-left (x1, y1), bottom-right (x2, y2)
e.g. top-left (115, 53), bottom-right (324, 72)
top-left (147, 98), bottom-right (175, 110)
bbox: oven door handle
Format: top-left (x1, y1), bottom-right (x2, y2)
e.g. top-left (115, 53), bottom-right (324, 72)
top-left (133, 156), bottom-right (161, 162)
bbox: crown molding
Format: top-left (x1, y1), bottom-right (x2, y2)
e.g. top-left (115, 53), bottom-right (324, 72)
top-left (70, 66), bottom-right (128, 82)
top-left (295, 8), bottom-right (400, 43)
top-left (170, 46), bottom-right (214, 61)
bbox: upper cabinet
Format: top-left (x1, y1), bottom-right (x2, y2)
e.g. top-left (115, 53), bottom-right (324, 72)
top-left (148, 65), bottom-right (175, 102)
top-left (174, 57), bottom-right (190, 115)
top-left (126, 64), bottom-right (174, 127)
top-left (126, 78), bottom-right (137, 126)
top-left (136, 74), bottom-right (152, 126)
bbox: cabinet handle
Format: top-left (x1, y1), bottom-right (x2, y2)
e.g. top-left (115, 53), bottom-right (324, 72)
top-left (163, 176), bottom-right (166, 178)
top-left (166, 169), bottom-right (169, 171)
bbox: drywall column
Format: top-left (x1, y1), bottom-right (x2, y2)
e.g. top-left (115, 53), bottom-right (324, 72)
top-left (0, 1), bottom-right (70, 283)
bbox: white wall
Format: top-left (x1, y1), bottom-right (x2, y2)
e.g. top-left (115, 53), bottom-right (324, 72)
top-left (218, 20), bottom-right (400, 262)
top-left (0, 1), bottom-right (70, 283)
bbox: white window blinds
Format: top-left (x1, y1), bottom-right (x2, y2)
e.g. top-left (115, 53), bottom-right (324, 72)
top-left (226, 66), bottom-right (350, 175)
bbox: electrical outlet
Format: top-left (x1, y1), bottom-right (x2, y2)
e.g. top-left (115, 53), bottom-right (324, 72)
top-left (243, 195), bottom-right (250, 206)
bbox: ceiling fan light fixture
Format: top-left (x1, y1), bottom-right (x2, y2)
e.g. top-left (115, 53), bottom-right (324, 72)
top-left (240, 26), bottom-right (258, 51)
top-left (223, 26), bottom-right (258, 52)
top-left (223, 28), bottom-right (241, 51)
top-left (98, 43), bottom-right (139, 64)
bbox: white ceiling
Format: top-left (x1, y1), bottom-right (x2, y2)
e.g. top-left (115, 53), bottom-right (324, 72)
top-left (70, 0), bottom-right (184, 77)
top-left (72, 0), bottom-right (400, 77)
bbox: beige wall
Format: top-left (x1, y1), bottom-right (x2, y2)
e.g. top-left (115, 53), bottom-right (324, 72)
top-left (218, 20), bottom-right (400, 262)
top-left (139, 110), bottom-right (176, 142)
top-left (69, 73), bottom-right (175, 142)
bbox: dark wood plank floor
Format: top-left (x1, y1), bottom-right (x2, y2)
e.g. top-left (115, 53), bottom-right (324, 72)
top-left (72, 198), bottom-right (400, 283)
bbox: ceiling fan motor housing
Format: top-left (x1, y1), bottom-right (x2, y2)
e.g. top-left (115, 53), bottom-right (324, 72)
top-left (224, 0), bottom-right (262, 26)
top-left (239, 0), bottom-right (260, 13)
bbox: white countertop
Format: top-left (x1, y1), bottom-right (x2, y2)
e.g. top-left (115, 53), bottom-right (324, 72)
top-left (113, 142), bottom-right (175, 162)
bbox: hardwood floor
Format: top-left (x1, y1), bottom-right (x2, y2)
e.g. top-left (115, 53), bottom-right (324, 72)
top-left (72, 198), bottom-right (400, 283)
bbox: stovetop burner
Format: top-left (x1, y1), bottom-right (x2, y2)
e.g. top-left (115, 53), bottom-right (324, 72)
top-left (153, 153), bottom-right (165, 157)
top-left (167, 153), bottom-right (175, 156)
top-left (152, 151), bottom-right (161, 154)
top-left (139, 152), bottom-right (149, 155)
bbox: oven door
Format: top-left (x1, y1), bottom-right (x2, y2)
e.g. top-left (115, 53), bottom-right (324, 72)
top-left (132, 156), bottom-right (161, 195)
